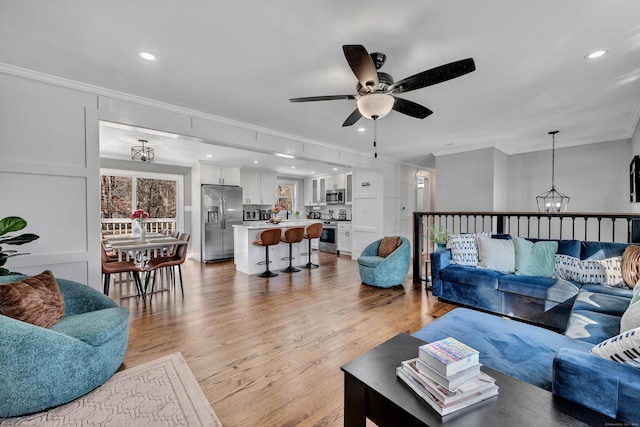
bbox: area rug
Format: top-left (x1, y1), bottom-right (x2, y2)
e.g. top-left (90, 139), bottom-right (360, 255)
top-left (0, 352), bottom-right (222, 426)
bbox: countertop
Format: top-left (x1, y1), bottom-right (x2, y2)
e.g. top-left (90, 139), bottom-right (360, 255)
top-left (234, 220), bottom-right (322, 230)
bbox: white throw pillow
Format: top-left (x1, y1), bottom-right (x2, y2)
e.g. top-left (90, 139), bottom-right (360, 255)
top-left (447, 232), bottom-right (491, 266)
top-left (580, 256), bottom-right (624, 287)
top-left (554, 254), bottom-right (582, 282)
top-left (590, 326), bottom-right (640, 368)
top-left (476, 236), bottom-right (515, 273)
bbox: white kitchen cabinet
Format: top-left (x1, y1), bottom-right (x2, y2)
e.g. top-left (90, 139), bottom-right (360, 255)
top-left (338, 222), bottom-right (352, 254)
top-left (202, 164), bottom-right (241, 186)
top-left (241, 170), bottom-right (260, 203)
top-left (260, 173), bottom-right (276, 205)
top-left (326, 173), bottom-right (346, 191)
top-left (240, 170), bottom-right (276, 205)
top-left (304, 178), bottom-right (314, 205)
top-left (345, 172), bottom-right (353, 205)
top-left (310, 176), bottom-right (327, 205)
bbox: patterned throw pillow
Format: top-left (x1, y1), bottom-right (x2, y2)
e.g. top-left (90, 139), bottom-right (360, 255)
top-left (580, 256), bottom-right (624, 287)
top-left (447, 232), bottom-right (491, 266)
top-left (554, 254), bottom-right (582, 282)
top-left (590, 326), bottom-right (640, 368)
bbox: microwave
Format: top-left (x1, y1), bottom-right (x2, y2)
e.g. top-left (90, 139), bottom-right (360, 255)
top-left (326, 188), bottom-right (345, 204)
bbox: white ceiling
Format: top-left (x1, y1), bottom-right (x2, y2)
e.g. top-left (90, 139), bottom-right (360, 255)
top-left (2, 1), bottom-right (640, 175)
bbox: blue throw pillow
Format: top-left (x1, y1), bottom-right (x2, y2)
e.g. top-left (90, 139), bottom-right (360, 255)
top-left (513, 237), bottom-right (558, 277)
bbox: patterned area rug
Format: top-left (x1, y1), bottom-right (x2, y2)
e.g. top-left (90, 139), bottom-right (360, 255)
top-left (0, 353), bottom-right (222, 426)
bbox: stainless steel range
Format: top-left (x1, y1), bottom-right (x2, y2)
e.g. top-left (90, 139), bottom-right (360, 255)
top-left (319, 220), bottom-right (338, 253)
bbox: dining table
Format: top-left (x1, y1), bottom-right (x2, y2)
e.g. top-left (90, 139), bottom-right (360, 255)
top-left (102, 233), bottom-right (188, 298)
top-left (103, 233), bottom-right (187, 264)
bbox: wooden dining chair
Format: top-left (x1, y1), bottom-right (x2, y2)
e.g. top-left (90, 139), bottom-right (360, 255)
top-left (101, 243), bottom-right (145, 302)
top-left (143, 233), bottom-right (190, 301)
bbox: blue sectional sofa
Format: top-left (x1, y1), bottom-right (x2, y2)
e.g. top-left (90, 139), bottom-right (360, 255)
top-left (418, 236), bottom-right (640, 423)
top-left (431, 238), bottom-right (633, 330)
top-left (0, 274), bottom-right (130, 417)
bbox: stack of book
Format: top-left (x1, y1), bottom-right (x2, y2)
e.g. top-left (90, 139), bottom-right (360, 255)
top-left (396, 337), bottom-right (499, 416)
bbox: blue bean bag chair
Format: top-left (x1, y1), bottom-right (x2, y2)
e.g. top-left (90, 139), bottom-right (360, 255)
top-left (0, 274), bottom-right (130, 417)
top-left (358, 236), bottom-right (411, 288)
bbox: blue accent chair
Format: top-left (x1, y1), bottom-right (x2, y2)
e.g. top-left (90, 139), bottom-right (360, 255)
top-left (0, 275), bottom-right (130, 417)
top-left (358, 237), bottom-right (411, 288)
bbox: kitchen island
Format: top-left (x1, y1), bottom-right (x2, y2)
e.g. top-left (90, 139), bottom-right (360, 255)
top-left (233, 220), bottom-right (322, 275)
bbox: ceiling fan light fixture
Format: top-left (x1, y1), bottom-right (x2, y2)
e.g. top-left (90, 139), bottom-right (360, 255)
top-left (357, 93), bottom-right (394, 119)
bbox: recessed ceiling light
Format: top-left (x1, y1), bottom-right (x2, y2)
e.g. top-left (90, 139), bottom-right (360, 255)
top-left (585, 49), bottom-right (608, 59)
top-left (206, 154), bottom-right (213, 158)
top-left (357, 127), bottom-right (366, 132)
top-left (310, 171), bottom-right (315, 174)
top-left (138, 51), bottom-right (156, 61)
top-left (253, 160), bottom-right (259, 164)
top-left (291, 166), bottom-right (295, 169)
top-left (275, 153), bottom-right (295, 159)
top-left (333, 167), bottom-right (338, 171)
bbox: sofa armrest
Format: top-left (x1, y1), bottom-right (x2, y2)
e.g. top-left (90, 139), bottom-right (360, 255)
top-left (58, 279), bottom-right (118, 315)
top-left (553, 348), bottom-right (640, 423)
top-left (430, 250), bottom-right (451, 296)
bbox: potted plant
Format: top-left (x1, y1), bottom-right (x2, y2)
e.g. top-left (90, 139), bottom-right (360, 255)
top-left (427, 225), bottom-right (449, 251)
top-left (0, 216), bottom-right (40, 276)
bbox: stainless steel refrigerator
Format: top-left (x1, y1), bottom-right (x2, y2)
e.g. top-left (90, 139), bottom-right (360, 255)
top-left (202, 185), bottom-right (243, 262)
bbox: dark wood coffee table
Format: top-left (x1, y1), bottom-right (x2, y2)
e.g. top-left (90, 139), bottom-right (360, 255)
top-left (341, 333), bottom-right (618, 427)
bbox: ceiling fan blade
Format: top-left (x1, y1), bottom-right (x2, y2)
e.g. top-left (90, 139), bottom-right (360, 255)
top-left (392, 97), bottom-right (433, 119)
top-left (391, 58), bottom-right (476, 94)
top-left (289, 95), bottom-right (356, 103)
top-left (343, 45), bottom-right (379, 92)
top-left (342, 108), bottom-right (362, 127)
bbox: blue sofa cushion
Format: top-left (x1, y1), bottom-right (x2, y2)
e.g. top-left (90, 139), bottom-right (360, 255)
top-left (570, 289), bottom-right (631, 317)
top-left (581, 283), bottom-right (634, 298)
top-left (413, 308), bottom-right (592, 389)
top-left (498, 275), bottom-right (580, 303)
top-left (440, 265), bottom-right (501, 289)
top-left (564, 309), bottom-right (623, 344)
top-left (581, 241), bottom-right (632, 260)
top-left (357, 255), bottom-right (383, 268)
top-left (527, 238), bottom-right (581, 258)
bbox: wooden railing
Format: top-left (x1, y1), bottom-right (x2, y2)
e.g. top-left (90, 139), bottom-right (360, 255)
top-left (412, 211), bottom-right (640, 282)
top-left (101, 218), bottom-right (177, 235)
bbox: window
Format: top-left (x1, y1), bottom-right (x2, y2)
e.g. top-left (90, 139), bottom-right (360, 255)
top-left (100, 170), bottom-right (182, 234)
top-left (100, 175), bottom-right (176, 218)
top-left (276, 182), bottom-right (296, 212)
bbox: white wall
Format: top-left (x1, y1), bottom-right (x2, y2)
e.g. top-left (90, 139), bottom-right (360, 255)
top-left (435, 148), bottom-right (496, 211)
top-left (507, 139), bottom-right (630, 212)
top-left (0, 73), bottom-right (102, 287)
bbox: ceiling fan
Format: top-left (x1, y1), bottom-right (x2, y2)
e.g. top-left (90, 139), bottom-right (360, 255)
top-left (289, 45), bottom-right (475, 157)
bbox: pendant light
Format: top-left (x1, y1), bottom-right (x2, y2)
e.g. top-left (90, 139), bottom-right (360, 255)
top-left (131, 139), bottom-right (155, 163)
top-left (536, 131), bottom-right (570, 212)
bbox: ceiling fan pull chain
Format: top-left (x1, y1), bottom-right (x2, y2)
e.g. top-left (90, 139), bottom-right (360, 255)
top-left (373, 115), bottom-right (378, 158)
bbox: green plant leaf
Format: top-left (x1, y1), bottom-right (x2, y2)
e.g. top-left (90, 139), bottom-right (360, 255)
top-left (0, 217), bottom-right (27, 236)
top-left (0, 233), bottom-right (39, 246)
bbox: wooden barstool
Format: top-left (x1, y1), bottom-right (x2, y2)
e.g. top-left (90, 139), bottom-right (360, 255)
top-left (252, 228), bottom-right (282, 277)
top-left (300, 222), bottom-right (323, 269)
top-left (280, 227), bottom-right (306, 273)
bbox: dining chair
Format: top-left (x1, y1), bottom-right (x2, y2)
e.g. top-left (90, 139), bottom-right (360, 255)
top-left (143, 233), bottom-right (190, 301)
top-left (101, 243), bottom-right (145, 302)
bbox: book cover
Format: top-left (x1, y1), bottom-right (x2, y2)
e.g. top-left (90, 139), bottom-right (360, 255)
top-left (401, 359), bottom-right (495, 405)
top-left (396, 367), bottom-right (499, 417)
top-left (418, 337), bottom-right (480, 376)
top-left (416, 358), bottom-right (481, 391)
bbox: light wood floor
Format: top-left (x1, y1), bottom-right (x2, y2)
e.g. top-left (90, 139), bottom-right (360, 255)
top-left (114, 251), bottom-right (455, 427)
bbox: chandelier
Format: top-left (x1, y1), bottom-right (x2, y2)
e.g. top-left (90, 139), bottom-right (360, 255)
top-left (131, 139), bottom-right (154, 163)
top-left (536, 131), bottom-right (570, 212)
